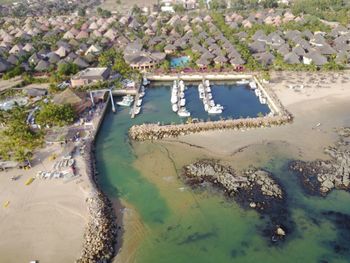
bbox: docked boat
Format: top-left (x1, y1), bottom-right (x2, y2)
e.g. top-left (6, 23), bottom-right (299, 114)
top-left (179, 80), bottom-right (185, 90)
top-left (208, 106), bottom-right (222, 114)
top-left (237, 79), bottom-right (249, 85)
top-left (142, 78), bottom-right (150, 86)
top-left (117, 95), bottom-right (134, 107)
top-left (255, 89), bottom-right (261, 97)
top-left (172, 104), bottom-right (178, 112)
top-left (206, 86), bottom-right (211, 93)
top-left (136, 99), bottom-right (142, 107)
top-left (249, 81), bottom-right (257, 89)
top-left (180, 98), bottom-right (186, 107)
top-left (134, 106), bottom-right (141, 115)
top-left (178, 108), bottom-right (190, 117)
top-left (171, 95), bottom-right (178, 104)
top-left (259, 96), bottom-right (267, 104)
top-left (205, 79), bottom-right (210, 87)
top-left (180, 92), bottom-right (185, 98)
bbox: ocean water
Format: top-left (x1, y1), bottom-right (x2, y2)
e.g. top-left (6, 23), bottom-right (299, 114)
top-left (95, 83), bottom-right (350, 263)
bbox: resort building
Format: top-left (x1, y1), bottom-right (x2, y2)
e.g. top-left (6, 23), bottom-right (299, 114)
top-left (71, 67), bottom-right (111, 87)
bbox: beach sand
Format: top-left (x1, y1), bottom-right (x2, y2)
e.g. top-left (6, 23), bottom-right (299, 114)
top-left (0, 144), bottom-right (90, 263)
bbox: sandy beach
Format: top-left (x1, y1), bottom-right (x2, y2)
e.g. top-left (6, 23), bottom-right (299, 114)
top-left (0, 143), bottom-right (91, 263)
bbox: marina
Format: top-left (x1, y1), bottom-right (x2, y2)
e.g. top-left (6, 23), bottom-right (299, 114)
top-left (113, 75), bottom-right (272, 124)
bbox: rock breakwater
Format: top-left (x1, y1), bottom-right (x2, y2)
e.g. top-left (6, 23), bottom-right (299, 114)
top-left (76, 140), bottom-right (118, 263)
top-left (289, 128), bottom-right (350, 196)
top-left (182, 160), bottom-right (292, 242)
top-left (129, 115), bottom-right (293, 141)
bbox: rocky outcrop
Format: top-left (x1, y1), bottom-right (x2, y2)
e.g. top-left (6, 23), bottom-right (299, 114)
top-left (183, 160), bottom-right (283, 202)
top-left (181, 160), bottom-right (291, 242)
top-left (129, 114), bottom-right (293, 141)
top-left (289, 128), bottom-right (350, 196)
top-left (76, 139), bottom-right (117, 263)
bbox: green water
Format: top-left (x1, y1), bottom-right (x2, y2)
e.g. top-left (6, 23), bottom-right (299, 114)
top-left (95, 86), bottom-right (350, 263)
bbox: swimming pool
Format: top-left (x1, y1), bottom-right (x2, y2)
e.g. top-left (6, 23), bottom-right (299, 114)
top-left (170, 56), bottom-right (190, 68)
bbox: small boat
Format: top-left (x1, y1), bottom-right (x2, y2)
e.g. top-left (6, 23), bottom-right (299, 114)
top-left (171, 95), bottom-right (178, 104)
top-left (199, 91), bottom-right (204, 99)
top-left (205, 79), bottom-right (210, 87)
top-left (206, 86), bottom-right (211, 92)
top-left (136, 99), bottom-right (142, 107)
top-left (172, 104), bottom-right (178, 112)
top-left (134, 107), bottom-right (141, 115)
top-left (180, 98), bottom-right (186, 107)
top-left (68, 159), bottom-right (74, 167)
top-left (249, 81), bottom-right (257, 89)
top-left (237, 79), bottom-right (249, 85)
top-left (208, 93), bottom-right (213, 99)
top-left (259, 97), bottom-right (267, 104)
top-left (142, 78), bottom-right (150, 86)
top-left (178, 108), bottom-right (190, 117)
top-left (117, 95), bottom-right (134, 107)
top-left (204, 103), bottom-right (209, 112)
top-left (139, 90), bottom-right (145, 98)
top-left (255, 89), bottom-right (261, 97)
top-left (208, 106), bottom-right (222, 114)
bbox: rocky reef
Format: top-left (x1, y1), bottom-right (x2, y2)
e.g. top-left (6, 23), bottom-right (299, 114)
top-left (182, 160), bottom-right (291, 242)
top-left (289, 128), bottom-right (350, 196)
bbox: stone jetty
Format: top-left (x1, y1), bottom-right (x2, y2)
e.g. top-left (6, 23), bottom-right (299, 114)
top-left (129, 114), bottom-right (293, 141)
top-left (76, 140), bottom-right (117, 263)
top-left (289, 127), bottom-right (350, 196)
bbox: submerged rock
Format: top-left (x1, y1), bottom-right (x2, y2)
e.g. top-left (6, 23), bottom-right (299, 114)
top-left (181, 160), bottom-right (292, 242)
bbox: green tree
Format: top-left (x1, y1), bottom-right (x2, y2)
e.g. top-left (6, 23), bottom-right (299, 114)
top-left (36, 103), bottom-right (76, 127)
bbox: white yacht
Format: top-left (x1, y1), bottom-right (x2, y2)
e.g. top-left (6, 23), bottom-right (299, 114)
top-left (134, 106), bottom-right (141, 115)
top-left (259, 96), bottom-right (267, 104)
top-left (180, 98), bottom-right (186, 107)
top-left (237, 79), bottom-right (249, 85)
top-left (136, 99), bottom-right (142, 107)
top-left (171, 95), bottom-right (178, 104)
top-left (178, 108), bottom-right (190, 117)
top-left (172, 104), bottom-right (178, 112)
top-left (205, 79), bottom-right (210, 87)
top-left (117, 95), bottom-right (134, 107)
top-left (142, 78), bottom-right (150, 86)
top-left (249, 81), bottom-right (257, 89)
top-left (208, 106), bottom-right (222, 114)
top-left (255, 89), bottom-right (261, 97)
top-left (180, 92), bottom-right (185, 98)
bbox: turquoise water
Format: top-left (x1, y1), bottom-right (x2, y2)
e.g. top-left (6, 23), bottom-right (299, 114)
top-left (95, 83), bottom-right (350, 263)
top-left (170, 56), bottom-right (190, 68)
